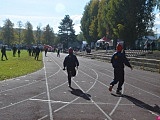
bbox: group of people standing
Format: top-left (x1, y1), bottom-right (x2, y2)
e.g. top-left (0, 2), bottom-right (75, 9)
top-left (1, 45), bottom-right (21, 61)
top-left (63, 43), bottom-right (132, 95)
top-left (27, 46), bottom-right (41, 60)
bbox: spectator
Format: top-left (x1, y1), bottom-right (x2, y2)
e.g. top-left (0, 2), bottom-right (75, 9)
top-left (57, 48), bottom-right (60, 57)
top-left (35, 46), bottom-right (40, 60)
top-left (1, 46), bottom-right (8, 60)
top-left (27, 47), bottom-right (32, 56)
top-left (12, 46), bottom-right (17, 57)
top-left (17, 48), bottom-right (21, 57)
top-left (45, 48), bottom-right (48, 57)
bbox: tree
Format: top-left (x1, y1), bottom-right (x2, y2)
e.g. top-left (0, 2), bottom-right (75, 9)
top-left (106, 0), bottom-right (156, 48)
top-left (2, 19), bottom-right (14, 46)
top-left (81, 1), bottom-right (92, 44)
top-left (58, 15), bottom-right (76, 48)
top-left (23, 21), bottom-right (34, 45)
top-left (81, 0), bottom-right (159, 49)
top-left (36, 25), bottom-right (42, 44)
top-left (42, 24), bottom-right (55, 45)
top-left (89, 0), bottom-right (99, 42)
top-left (77, 32), bottom-right (85, 41)
top-left (97, 0), bottom-right (110, 38)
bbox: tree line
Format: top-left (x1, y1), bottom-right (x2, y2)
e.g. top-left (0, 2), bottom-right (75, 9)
top-left (81, 0), bottom-right (160, 49)
top-left (0, 15), bottom-right (78, 48)
top-left (1, 0), bottom-right (160, 49)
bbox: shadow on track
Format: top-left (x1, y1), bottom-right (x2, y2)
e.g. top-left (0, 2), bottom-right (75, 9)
top-left (69, 87), bottom-right (91, 100)
top-left (111, 93), bottom-right (160, 114)
top-left (123, 95), bottom-right (160, 115)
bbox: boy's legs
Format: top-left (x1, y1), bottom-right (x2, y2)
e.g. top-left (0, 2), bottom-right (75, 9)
top-left (1, 54), bottom-right (3, 60)
top-left (67, 70), bottom-right (72, 87)
top-left (5, 54), bottom-right (8, 60)
top-left (109, 68), bottom-right (119, 91)
top-left (116, 69), bottom-right (124, 94)
top-left (71, 68), bottom-right (76, 77)
top-left (36, 54), bottom-right (39, 60)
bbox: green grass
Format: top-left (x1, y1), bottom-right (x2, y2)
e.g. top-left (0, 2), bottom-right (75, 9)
top-left (0, 50), bottom-right (43, 81)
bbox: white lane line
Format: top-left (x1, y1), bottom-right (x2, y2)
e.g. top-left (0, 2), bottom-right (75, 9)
top-left (54, 97), bottom-right (79, 113)
top-left (54, 69), bottom-right (98, 113)
top-left (0, 92), bottom-right (45, 110)
top-left (97, 70), bottom-right (160, 116)
top-left (76, 57), bottom-right (160, 116)
top-left (81, 64), bottom-right (123, 117)
top-left (125, 82), bottom-right (160, 99)
top-left (126, 75), bottom-right (160, 88)
top-left (0, 80), bottom-right (68, 110)
top-left (0, 68), bottom-right (44, 83)
top-left (0, 53), bottom-right (65, 114)
top-left (38, 115), bottom-right (48, 120)
top-left (72, 70), bottom-right (112, 120)
top-left (99, 71), bottom-right (160, 98)
top-left (88, 74), bottom-right (123, 117)
top-left (29, 98), bottom-right (135, 105)
top-left (52, 56), bottom-right (112, 119)
top-left (109, 85), bottom-right (124, 116)
top-left (54, 54), bottom-right (160, 118)
top-left (0, 80), bottom-right (39, 93)
top-left (84, 60), bottom-right (160, 87)
top-left (43, 55), bottom-right (53, 120)
top-left (79, 69), bottom-right (98, 91)
top-left (0, 66), bottom-right (60, 94)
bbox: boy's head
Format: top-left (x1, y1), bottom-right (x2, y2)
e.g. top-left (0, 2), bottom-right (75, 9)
top-left (68, 47), bottom-right (73, 54)
top-left (116, 44), bottom-right (123, 52)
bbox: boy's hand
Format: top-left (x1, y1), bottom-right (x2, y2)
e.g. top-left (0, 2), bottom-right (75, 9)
top-left (130, 66), bottom-right (133, 70)
top-left (63, 68), bottom-right (65, 70)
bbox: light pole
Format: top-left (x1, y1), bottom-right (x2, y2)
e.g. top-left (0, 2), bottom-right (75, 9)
top-left (156, 28), bottom-right (158, 39)
top-left (17, 21), bottom-right (22, 45)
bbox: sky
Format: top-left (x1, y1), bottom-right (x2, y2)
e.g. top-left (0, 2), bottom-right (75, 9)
top-left (0, 0), bottom-right (90, 35)
top-left (0, 0), bottom-right (160, 35)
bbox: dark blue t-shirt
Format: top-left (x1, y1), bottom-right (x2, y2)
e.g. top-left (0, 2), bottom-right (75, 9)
top-left (111, 51), bottom-right (131, 68)
top-left (63, 54), bottom-right (79, 69)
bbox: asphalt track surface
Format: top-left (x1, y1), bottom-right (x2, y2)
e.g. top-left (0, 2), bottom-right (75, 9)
top-left (0, 52), bottom-right (159, 120)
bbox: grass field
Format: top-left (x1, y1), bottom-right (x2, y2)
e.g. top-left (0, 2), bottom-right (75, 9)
top-left (0, 50), bottom-right (43, 81)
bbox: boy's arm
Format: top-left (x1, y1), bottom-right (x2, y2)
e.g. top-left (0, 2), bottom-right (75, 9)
top-left (124, 54), bottom-right (133, 70)
top-left (75, 56), bottom-right (79, 67)
top-left (63, 57), bottom-right (67, 70)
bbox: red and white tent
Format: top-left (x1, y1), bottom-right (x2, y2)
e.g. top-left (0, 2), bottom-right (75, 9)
top-left (97, 37), bottom-right (113, 46)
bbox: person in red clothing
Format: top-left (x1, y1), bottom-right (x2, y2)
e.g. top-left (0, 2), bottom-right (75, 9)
top-left (109, 44), bottom-right (133, 95)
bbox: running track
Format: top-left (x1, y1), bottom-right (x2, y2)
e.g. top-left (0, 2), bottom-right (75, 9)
top-left (0, 52), bottom-right (159, 120)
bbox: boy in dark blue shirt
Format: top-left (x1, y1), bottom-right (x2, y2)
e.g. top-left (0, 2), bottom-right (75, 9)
top-left (63, 47), bottom-right (79, 87)
top-left (109, 44), bottom-right (133, 95)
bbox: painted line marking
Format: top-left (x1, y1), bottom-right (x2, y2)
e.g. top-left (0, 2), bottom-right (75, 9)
top-left (38, 115), bottom-right (48, 120)
top-left (43, 54), bottom-right (53, 120)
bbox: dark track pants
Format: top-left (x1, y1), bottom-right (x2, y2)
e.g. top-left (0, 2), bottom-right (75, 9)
top-left (110, 68), bottom-right (124, 91)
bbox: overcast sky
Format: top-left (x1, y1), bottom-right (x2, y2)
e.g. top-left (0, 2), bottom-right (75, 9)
top-left (0, 0), bottom-right (160, 35)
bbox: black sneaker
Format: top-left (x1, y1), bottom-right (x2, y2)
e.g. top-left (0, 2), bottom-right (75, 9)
top-left (116, 91), bottom-right (122, 95)
top-left (109, 85), bottom-right (113, 92)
